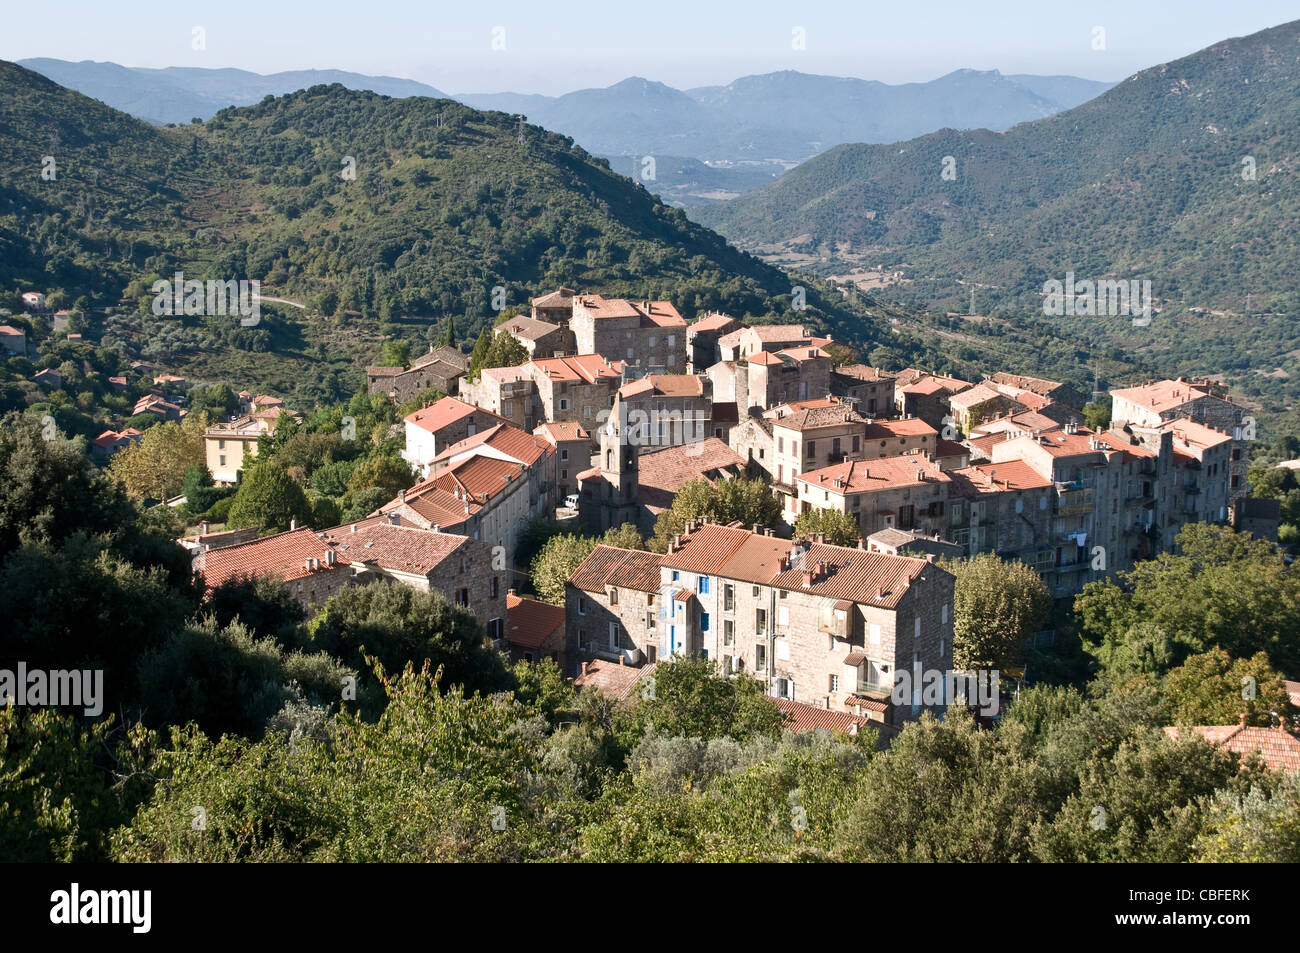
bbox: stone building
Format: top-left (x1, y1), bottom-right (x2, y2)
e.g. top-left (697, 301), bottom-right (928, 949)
top-left (530, 287), bottom-right (577, 324)
top-left (570, 295), bottom-right (687, 372)
top-left (655, 522), bottom-right (955, 727)
top-left (687, 312), bottom-right (743, 371)
top-left (366, 345), bottom-right (469, 404)
top-left (457, 364), bottom-right (538, 433)
top-left (1109, 378), bottom-right (1242, 435)
top-left (534, 421), bottom-right (591, 502)
top-left (566, 545), bottom-right (665, 672)
top-left (794, 454), bottom-right (952, 536)
top-left (893, 369), bottom-right (974, 429)
top-left (497, 315), bottom-right (574, 359)
top-left (830, 364), bottom-right (896, 418)
top-left (988, 372), bottom-right (1087, 411)
top-left (506, 591), bottom-right (566, 667)
top-left (611, 373), bottom-right (711, 450)
top-left (401, 397), bottom-right (512, 477)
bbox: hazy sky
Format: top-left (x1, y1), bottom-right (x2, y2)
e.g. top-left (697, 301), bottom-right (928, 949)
top-left (4, 1), bottom-right (1296, 95)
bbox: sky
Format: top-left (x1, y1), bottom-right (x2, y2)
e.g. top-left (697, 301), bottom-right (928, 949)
top-left (3, 1), bottom-right (1297, 95)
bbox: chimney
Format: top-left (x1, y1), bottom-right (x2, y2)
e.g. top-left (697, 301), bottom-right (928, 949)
top-left (802, 570), bottom-right (813, 588)
top-left (200, 521), bottom-right (209, 535)
top-left (325, 549), bottom-right (336, 566)
top-left (507, 588), bottom-right (517, 597)
top-left (351, 523), bottom-right (357, 533)
top-left (582, 661), bottom-right (590, 675)
top-left (399, 488), bottom-right (406, 503)
top-left (673, 534), bottom-right (681, 548)
top-left (290, 517), bottom-right (297, 531)
top-left (752, 523), bottom-right (761, 534)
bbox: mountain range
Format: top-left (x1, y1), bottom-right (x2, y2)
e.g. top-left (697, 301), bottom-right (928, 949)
top-left (22, 58), bottom-right (1112, 169)
top-left (692, 18), bottom-right (1300, 426)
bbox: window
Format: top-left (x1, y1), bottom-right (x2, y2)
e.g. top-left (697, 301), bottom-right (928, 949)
top-left (671, 570), bottom-right (680, 582)
top-left (490, 577), bottom-right (499, 599)
top-left (219, 454), bottom-right (226, 467)
top-left (941, 603), bottom-right (949, 624)
top-left (756, 608), bottom-right (767, 632)
top-left (698, 576), bottom-right (710, 595)
top-left (608, 587), bottom-right (619, 605)
top-left (456, 588), bottom-right (469, 607)
top-left (647, 610), bottom-right (656, 631)
top-left (578, 629), bottom-right (588, 649)
top-left (724, 619), bottom-right (734, 645)
top-left (723, 583), bottom-right (735, 610)
top-left (755, 643), bottom-right (767, 669)
top-left (584, 406), bottom-right (592, 417)
top-left (752, 585), bottom-right (760, 598)
top-left (777, 436), bottom-right (784, 453)
top-left (649, 335), bottom-right (656, 347)
top-left (829, 674), bottom-right (839, 692)
top-left (914, 617), bottom-right (921, 639)
top-left (609, 621), bottom-right (620, 649)
top-left (1040, 494), bottom-right (1048, 510)
top-left (561, 449), bottom-right (569, 461)
top-left (1015, 497), bottom-right (1024, 514)
top-left (700, 612), bottom-right (710, 632)
top-left (578, 597), bottom-right (586, 615)
top-left (723, 654), bottom-right (733, 674)
top-left (561, 469), bottom-right (568, 480)
top-left (777, 605), bottom-right (790, 628)
top-left (852, 435), bottom-right (860, 452)
top-left (559, 398), bottom-right (569, 411)
top-left (488, 618), bottom-right (503, 640)
top-left (774, 677), bottom-right (793, 700)
top-left (807, 440), bottom-right (816, 458)
top-left (667, 335), bottom-right (675, 347)
top-left (218, 439), bottom-right (226, 450)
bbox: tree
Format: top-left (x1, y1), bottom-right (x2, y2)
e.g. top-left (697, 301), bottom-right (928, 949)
top-left (308, 582), bottom-right (511, 708)
top-left (377, 340), bottom-right (411, 368)
top-left (179, 464), bottom-right (233, 520)
top-left (108, 417), bottom-right (206, 501)
top-left (187, 383), bottom-right (239, 421)
top-left (649, 477), bottom-right (780, 552)
top-left (1193, 775), bottom-right (1300, 862)
top-left (532, 533), bottom-right (598, 603)
top-left (944, 554), bottom-right (1050, 670)
top-left (226, 461), bottom-right (313, 533)
top-left (1163, 648), bottom-right (1294, 727)
top-left (794, 508), bottom-right (860, 546)
top-left (1083, 400), bottom-right (1111, 431)
top-left (344, 454), bottom-right (414, 508)
top-left (602, 523), bottom-right (644, 550)
top-left (629, 657), bottom-right (785, 744)
top-left (1076, 524), bottom-right (1300, 677)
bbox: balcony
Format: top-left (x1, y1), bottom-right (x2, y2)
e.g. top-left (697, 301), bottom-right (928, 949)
top-left (1055, 485), bottom-right (1093, 515)
top-left (855, 679), bottom-right (894, 698)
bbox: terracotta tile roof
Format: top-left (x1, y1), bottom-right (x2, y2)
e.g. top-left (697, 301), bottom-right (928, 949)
top-left (864, 417), bottom-right (938, 439)
top-left (573, 659), bottom-right (656, 700)
top-left (412, 346), bottom-right (469, 371)
top-left (896, 369), bottom-right (972, 396)
top-left (1161, 417), bottom-right (1234, 449)
top-left (797, 456), bottom-right (949, 494)
top-left (949, 382), bottom-right (1009, 410)
top-left (404, 396), bottom-right (510, 434)
top-left (532, 287), bottom-right (576, 308)
top-left (777, 346), bottom-right (830, 363)
top-left (748, 324), bottom-right (807, 342)
top-left (366, 365), bottom-right (402, 377)
top-left (569, 545), bottom-right (663, 593)
top-left (948, 460), bottom-right (1053, 497)
top-left (576, 295), bottom-right (685, 327)
top-left (499, 316), bottom-right (561, 341)
top-left (617, 373), bottom-right (704, 399)
top-left (534, 421), bottom-right (589, 443)
top-left (1164, 723), bottom-right (1300, 773)
top-left (1111, 379), bottom-right (1223, 412)
top-left (775, 698), bottom-right (872, 735)
top-left (428, 454), bottom-right (528, 503)
top-left (0, 325), bottom-right (23, 336)
top-left (690, 312), bottom-right (741, 333)
top-left (198, 527), bottom-right (345, 592)
top-left (252, 395), bottom-right (284, 407)
top-left (636, 439), bottom-right (746, 510)
top-left (529, 354), bottom-right (623, 384)
top-left (970, 410), bottom-right (1067, 437)
top-left (321, 521), bottom-right (471, 576)
top-left (396, 488), bottom-right (476, 531)
top-left (934, 438), bottom-right (969, 460)
top-left (506, 593), bottom-right (565, 648)
top-left (431, 423), bottom-right (552, 468)
top-left (988, 372), bottom-right (1066, 396)
top-left (835, 364), bottom-right (895, 383)
top-left (1286, 681), bottom-right (1300, 708)
top-left (716, 328), bottom-right (746, 350)
top-left (767, 400), bottom-right (867, 431)
top-left (661, 524), bottom-right (937, 610)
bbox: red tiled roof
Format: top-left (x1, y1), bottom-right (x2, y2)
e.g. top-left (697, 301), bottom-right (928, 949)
top-left (529, 353), bottom-right (623, 384)
top-left (428, 454), bottom-right (527, 503)
top-left (796, 456), bottom-right (949, 494)
top-left (506, 593), bottom-right (565, 649)
top-left (864, 417), bottom-right (938, 439)
top-left (1164, 723), bottom-right (1300, 773)
top-left (534, 421), bottom-right (589, 443)
top-left (660, 524), bottom-right (938, 610)
top-left (775, 698), bottom-right (872, 735)
top-left (617, 373), bottom-right (704, 399)
top-left (569, 545), bottom-right (663, 593)
top-left (573, 659), bottom-right (656, 700)
top-left (405, 395), bottom-right (506, 434)
top-left (636, 439), bottom-right (746, 510)
top-left (321, 521), bottom-right (471, 576)
top-left (198, 527), bottom-right (344, 592)
top-left (430, 423), bottom-right (552, 468)
top-left (948, 460), bottom-right (1053, 497)
top-left (690, 312), bottom-right (741, 333)
top-left (500, 316), bottom-right (561, 341)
